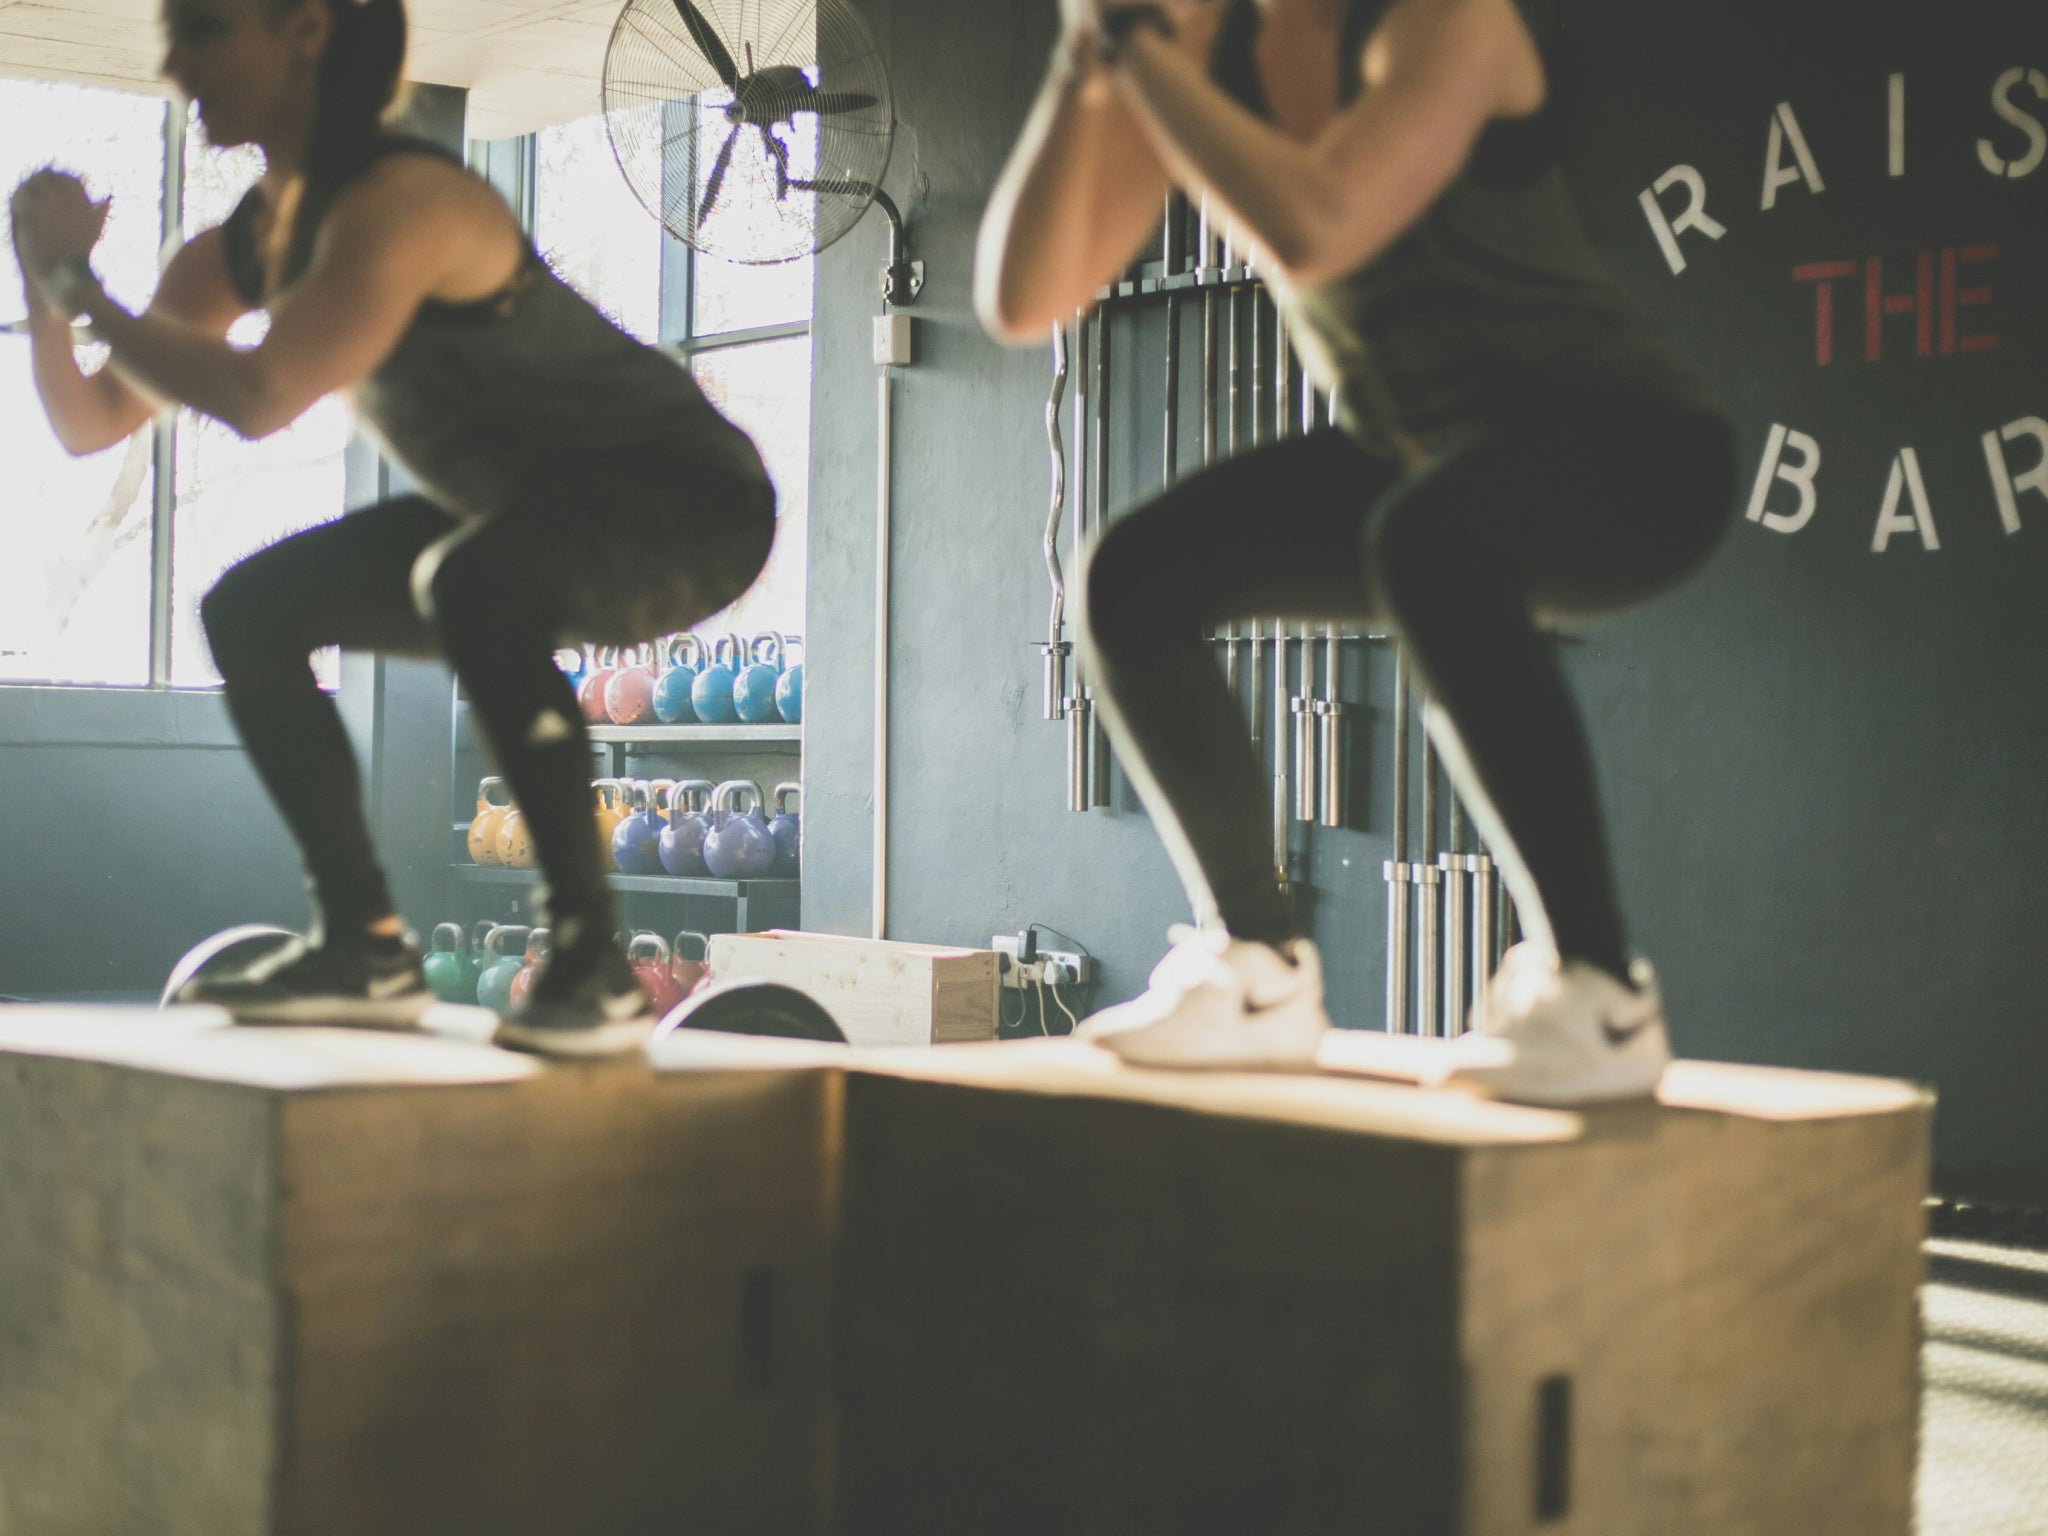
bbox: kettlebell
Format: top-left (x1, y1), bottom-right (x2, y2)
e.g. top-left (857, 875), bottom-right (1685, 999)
top-left (467, 918), bottom-right (498, 999)
top-left (646, 777), bottom-right (677, 825)
top-left (477, 925), bottom-right (532, 1015)
top-left (768, 782), bottom-right (801, 877)
top-left (578, 647), bottom-right (620, 723)
top-left (775, 635), bottom-right (804, 724)
top-left (466, 777), bottom-right (513, 867)
top-left (671, 929), bottom-right (711, 995)
top-left (611, 781), bottom-right (665, 875)
top-left (628, 932), bottom-right (687, 1017)
top-left (592, 778), bottom-right (629, 846)
top-left (605, 642), bottom-right (659, 727)
top-left (690, 633), bottom-right (745, 724)
top-left (704, 779), bottom-right (778, 880)
top-left (509, 928), bottom-right (550, 1011)
top-left (733, 633), bottom-right (785, 724)
top-left (652, 635), bottom-right (704, 724)
top-left (495, 801), bottom-right (536, 869)
top-left (423, 923), bottom-right (470, 1003)
top-left (657, 779), bottom-right (718, 877)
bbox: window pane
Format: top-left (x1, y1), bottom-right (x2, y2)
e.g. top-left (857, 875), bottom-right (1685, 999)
top-left (0, 338), bottom-right (154, 685)
top-left (0, 80), bottom-right (166, 325)
top-left (692, 336), bottom-right (809, 640)
top-left (683, 87), bottom-right (815, 335)
top-left (168, 129), bottom-right (348, 688)
top-left (534, 110), bottom-right (662, 343)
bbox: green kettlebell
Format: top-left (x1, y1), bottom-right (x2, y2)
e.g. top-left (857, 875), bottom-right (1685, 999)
top-left (477, 925), bottom-right (532, 1016)
top-left (423, 923), bottom-right (470, 1003)
top-left (467, 918), bottom-right (499, 1001)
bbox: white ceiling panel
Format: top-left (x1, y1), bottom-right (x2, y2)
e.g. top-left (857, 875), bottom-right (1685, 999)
top-left (0, 0), bottom-right (633, 138)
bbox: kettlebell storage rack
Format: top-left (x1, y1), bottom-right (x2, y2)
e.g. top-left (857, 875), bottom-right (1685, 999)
top-left (447, 683), bottom-right (803, 936)
top-left (1042, 196), bottom-right (1521, 1039)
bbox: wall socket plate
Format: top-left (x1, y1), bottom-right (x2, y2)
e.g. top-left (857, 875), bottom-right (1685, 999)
top-left (991, 933), bottom-right (1095, 991)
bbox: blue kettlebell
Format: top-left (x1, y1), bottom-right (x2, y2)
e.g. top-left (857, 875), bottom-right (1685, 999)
top-left (652, 634), bottom-right (704, 725)
top-left (733, 633), bottom-right (785, 725)
top-left (690, 633), bottom-right (744, 725)
top-left (555, 645), bottom-right (590, 697)
top-left (775, 639), bottom-right (804, 725)
top-left (610, 781), bottom-right (665, 875)
top-left (703, 779), bottom-right (779, 880)
top-left (769, 781), bottom-right (801, 877)
top-left (658, 779), bottom-right (718, 877)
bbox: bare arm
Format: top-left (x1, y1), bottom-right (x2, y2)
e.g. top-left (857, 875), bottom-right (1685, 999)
top-left (975, 17), bottom-right (1221, 344)
top-left (25, 228), bottom-right (245, 457)
top-left (1108, 0), bottom-right (1545, 288)
top-left (73, 157), bottom-right (468, 441)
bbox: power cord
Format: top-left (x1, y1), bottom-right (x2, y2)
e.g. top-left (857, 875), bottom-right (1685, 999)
top-left (1048, 980), bottom-right (1081, 1035)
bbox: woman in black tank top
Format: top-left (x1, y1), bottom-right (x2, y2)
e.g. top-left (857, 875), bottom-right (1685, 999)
top-left (977, 0), bottom-right (1736, 1102)
top-left (10, 0), bottom-right (775, 1055)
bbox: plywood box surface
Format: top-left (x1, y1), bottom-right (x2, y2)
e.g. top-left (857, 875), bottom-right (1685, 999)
top-left (706, 929), bottom-right (999, 1046)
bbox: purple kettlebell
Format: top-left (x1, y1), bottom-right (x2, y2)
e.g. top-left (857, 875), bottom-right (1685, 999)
top-left (703, 779), bottom-right (778, 880)
top-left (657, 779), bottom-right (719, 878)
top-left (768, 782), bottom-right (801, 878)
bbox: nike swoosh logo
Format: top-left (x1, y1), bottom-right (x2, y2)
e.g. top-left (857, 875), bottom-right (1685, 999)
top-left (368, 972), bottom-right (423, 1000)
top-left (1602, 1015), bottom-right (1656, 1047)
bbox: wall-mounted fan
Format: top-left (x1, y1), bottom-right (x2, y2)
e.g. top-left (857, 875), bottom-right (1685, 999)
top-left (601, 0), bottom-right (919, 301)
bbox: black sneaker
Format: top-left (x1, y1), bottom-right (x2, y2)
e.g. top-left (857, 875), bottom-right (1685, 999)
top-left (492, 941), bottom-right (654, 1059)
top-left (179, 932), bottom-right (434, 1029)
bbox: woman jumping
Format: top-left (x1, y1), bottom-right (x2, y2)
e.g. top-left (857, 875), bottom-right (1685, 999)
top-left (10, 0), bottom-right (775, 1055)
top-left (976, 0), bottom-right (1735, 1103)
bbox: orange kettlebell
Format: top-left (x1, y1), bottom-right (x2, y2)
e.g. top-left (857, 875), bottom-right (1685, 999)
top-left (466, 777), bottom-right (513, 867)
top-left (496, 800), bottom-right (536, 869)
top-left (671, 930), bottom-right (711, 994)
top-left (592, 778), bottom-right (628, 845)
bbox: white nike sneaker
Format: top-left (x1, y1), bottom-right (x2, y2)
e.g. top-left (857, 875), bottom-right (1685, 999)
top-left (1436, 942), bottom-right (1670, 1107)
top-left (1077, 926), bottom-right (1330, 1071)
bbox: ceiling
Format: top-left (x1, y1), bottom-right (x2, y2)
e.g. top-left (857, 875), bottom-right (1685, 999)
top-left (0, 0), bottom-right (626, 141)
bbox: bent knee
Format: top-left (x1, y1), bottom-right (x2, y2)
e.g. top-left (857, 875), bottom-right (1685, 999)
top-left (1079, 517), bottom-right (1202, 660)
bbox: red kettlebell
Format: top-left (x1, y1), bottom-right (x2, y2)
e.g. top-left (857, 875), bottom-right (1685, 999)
top-left (578, 646), bottom-right (620, 723)
top-left (628, 932), bottom-right (686, 1016)
top-left (671, 930), bottom-right (711, 994)
top-left (605, 642), bottom-right (659, 727)
top-left (508, 928), bottom-right (550, 1011)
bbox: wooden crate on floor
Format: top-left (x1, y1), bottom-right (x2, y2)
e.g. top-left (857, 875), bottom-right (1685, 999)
top-left (826, 1034), bottom-right (1930, 1536)
top-left (705, 930), bottom-right (999, 1047)
top-left (0, 1008), bottom-right (840, 1536)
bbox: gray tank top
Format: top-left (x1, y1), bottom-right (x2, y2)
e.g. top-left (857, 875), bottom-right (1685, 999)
top-left (1213, 0), bottom-right (1723, 464)
top-left (222, 138), bottom-right (770, 517)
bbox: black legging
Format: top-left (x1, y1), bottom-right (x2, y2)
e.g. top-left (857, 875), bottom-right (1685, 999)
top-left (201, 454), bottom-right (774, 949)
top-left (1080, 389), bottom-right (1737, 978)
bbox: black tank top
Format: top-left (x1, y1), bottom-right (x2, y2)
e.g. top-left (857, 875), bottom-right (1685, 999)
top-left (1210, 0), bottom-right (1722, 464)
top-left (221, 137), bottom-right (768, 517)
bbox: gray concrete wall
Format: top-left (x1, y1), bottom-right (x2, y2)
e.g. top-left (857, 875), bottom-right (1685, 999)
top-left (803, 0), bottom-right (2048, 1199)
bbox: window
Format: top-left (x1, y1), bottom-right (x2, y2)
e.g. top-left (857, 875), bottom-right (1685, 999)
top-left (523, 107), bottom-right (811, 644)
top-left (0, 84), bottom-right (350, 689)
top-left (170, 119), bottom-right (349, 688)
top-left (0, 80), bottom-right (165, 686)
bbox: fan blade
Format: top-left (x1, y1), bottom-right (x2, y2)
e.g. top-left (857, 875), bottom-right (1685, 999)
top-left (760, 127), bottom-right (792, 199)
top-left (668, 0), bottom-right (739, 89)
top-left (697, 129), bottom-right (739, 230)
top-left (804, 91), bottom-right (880, 116)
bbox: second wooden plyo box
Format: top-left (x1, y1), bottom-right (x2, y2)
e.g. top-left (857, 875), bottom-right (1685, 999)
top-left (705, 930), bottom-right (1000, 1046)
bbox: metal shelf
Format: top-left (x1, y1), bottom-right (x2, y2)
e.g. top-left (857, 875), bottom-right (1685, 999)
top-left (451, 698), bottom-right (799, 748)
top-left (452, 865), bottom-right (798, 900)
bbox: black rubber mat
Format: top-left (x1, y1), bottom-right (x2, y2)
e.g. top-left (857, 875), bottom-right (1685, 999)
top-left (1922, 1229), bottom-right (2048, 1535)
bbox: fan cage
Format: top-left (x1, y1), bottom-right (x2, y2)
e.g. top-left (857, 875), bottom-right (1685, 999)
top-left (601, 0), bottom-right (895, 265)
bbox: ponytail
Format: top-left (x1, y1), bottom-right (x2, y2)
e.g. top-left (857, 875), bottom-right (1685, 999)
top-left (262, 0), bottom-right (409, 292)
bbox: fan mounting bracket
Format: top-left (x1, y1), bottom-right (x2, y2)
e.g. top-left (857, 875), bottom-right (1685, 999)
top-left (883, 259), bottom-right (925, 307)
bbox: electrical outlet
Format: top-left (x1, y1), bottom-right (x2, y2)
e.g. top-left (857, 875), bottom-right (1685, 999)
top-left (992, 934), bottom-right (1095, 991)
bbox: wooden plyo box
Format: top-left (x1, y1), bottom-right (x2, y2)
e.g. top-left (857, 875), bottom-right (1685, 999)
top-left (0, 1008), bottom-right (840, 1536)
top-left (827, 1035), bottom-right (1929, 1536)
top-left (706, 930), bottom-right (1000, 1046)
